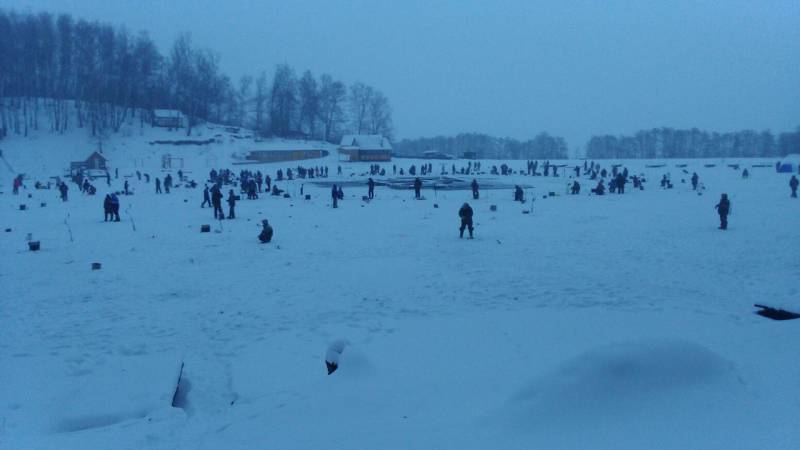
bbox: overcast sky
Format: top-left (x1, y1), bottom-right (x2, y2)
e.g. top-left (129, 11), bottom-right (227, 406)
top-left (5, 0), bottom-right (799, 149)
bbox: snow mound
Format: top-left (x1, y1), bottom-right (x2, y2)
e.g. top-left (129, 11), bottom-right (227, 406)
top-left (507, 340), bottom-right (737, 424)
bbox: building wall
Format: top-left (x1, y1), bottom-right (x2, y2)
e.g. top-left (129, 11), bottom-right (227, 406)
top-left (246, 150), bottom-right (328, 163)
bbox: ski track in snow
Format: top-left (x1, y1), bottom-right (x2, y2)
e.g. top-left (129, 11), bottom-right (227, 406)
top-left (0, 128), bottom-right (799, 449)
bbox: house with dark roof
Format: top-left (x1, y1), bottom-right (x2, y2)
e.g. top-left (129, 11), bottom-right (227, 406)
top-left (338, 135), bottom-right (392, 162)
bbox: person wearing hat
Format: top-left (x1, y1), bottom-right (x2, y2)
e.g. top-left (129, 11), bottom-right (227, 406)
top-left (259, 220), bottom-right (274, 243)
top-left (715, 194), bottom-right (731, 230)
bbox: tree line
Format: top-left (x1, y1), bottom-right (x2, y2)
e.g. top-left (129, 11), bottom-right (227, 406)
top-left (394, 132), bottom-right (569, 160)
top-left (0, 9), bottom-right (393, 141)
top-left (585, 127), bottom-right (800, 159)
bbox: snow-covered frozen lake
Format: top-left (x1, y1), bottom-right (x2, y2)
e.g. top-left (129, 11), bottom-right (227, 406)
top-left (1, 133), bottom-right (798, 448)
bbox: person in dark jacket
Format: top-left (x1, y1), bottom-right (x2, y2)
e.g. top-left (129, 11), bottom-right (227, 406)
top-left (164, 174), bottom-right (172, 193)
top-left (790, 175), bottom-right (798, 198)
top-left (458, 202), bottom-right (474, 239)
top-left (227, 189), bottom-right (237, 219)
top-left (514, 185), bottom-right (524, 202)
top-left (259, 219), bottom-right (274, 243)
top-left (103, 194), bottom-right (113, 222)
top-left (571, 181), bottom-right (580, 195)
top-left (59, 182), bottom-right (68, 201)
top-left (155, 177), bottom-right (162, 194)
top-left (202, 185), bottom-right (211, 208)
top-left (715, 194), bottom-right (731, 230)
top-left (124, 180), bottom-right (130, 195)
top-left (691, 172), bottom-right (699, 190)
top-left (471, 179), bottom-right (479, 199)
top-left (414, 177), bottom-right (422, 199)
top-left (332, 184), bottom-right (338, 208)
top-left (616, 173), bottom-right (626, 194)
top-left (593, 180), bottom-right (605, 195)
top-left (368, 178), bottom-right (375, 199)
top-left (110, 193), bottom-right (120, 221)
top-left (211, 185), bottom-right (224, 219)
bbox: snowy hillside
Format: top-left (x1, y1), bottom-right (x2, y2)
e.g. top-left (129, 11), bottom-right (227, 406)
top-left (1, 125), bottom-right (799, 449)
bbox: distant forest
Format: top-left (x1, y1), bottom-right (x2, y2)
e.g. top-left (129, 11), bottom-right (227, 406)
top-left (394, 133), bottom-right (569, 160)
top-left (0, 9), bottom-right (393, 141)
top-left (586, 127), bottom-right (800, 159)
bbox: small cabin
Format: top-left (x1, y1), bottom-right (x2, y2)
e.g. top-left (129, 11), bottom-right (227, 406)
top-left (338, 135), bottom-right (392, 162)
top-left (70, 151), bottom-right (108, 176)
top-left (152, 109), bottom-right (184, 128)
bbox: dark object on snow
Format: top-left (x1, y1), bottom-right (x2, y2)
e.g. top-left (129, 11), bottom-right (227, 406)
top-left (28, 241), bottom-right (40, 251)
top-left (490, 205), bottom-right (497, 211)
top-left (91, 262), bottom-right (102, 270)
top-left (325, 341), bottom-right (346, 375)
top-left (522, 210), bottom-right (530, 214)
top-left (283, 193), bottom-right (291, 198)
top-left (200, 224), bottom-right (211, 233)
top-left (326, 361), bottom-right (338, 375)
top-left (305, 194), bottom-right (311, 200)
top-left (40, 202), bottom-right (46, 207)
top-left (754, 304), bottom-right (800, 321)
top-left (548, 192), bottom-right (556, 197)
top-left (704, 164), bottom-right (716, 168)
top-left (4, 228), bottom-right (10, 232)
top-left (171, 362), bottom-right (186, 408)
top-left (19, 204), bottom-right (26, 210)
top-left (434, 203), bottom-right (439, 208)
top-left (259, 220), bottom-right (273, 243)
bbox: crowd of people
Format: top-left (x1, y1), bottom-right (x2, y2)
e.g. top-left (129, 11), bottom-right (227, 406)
top-left (9, 158), bottom-right (800, 242)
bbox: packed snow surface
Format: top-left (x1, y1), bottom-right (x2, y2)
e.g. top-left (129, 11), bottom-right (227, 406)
top-left (0, 125), bottom-right (798, 449)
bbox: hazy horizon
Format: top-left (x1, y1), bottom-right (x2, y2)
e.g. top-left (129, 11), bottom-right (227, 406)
top-left (3, 0), bottom-right (798, 150)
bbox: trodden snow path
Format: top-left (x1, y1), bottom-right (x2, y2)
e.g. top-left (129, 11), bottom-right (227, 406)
top-left (1, 150), bottom-right (799, 448)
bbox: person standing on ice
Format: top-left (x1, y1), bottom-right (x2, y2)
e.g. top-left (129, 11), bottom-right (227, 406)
top-left (691, 172), bottom-right (699, 190)
top-left (201, 185), bottom-right (211, 208)
top-left (715, 194), bottom-right (731, 230)
top-left (164, 174), bottom-right (172, 193)
top-left (155, 177), bottom-right (162, 194)
top-left (790, 175), bottom-right (798, 198)
top-left (110, 193), bottom-right (120, 221)
top-left (368, 178), bottom-right (375, 199)
top-left (414, 177), bottom-right (422, 199)
top-left (227, 189), bottom-right (237, 219)
top-left (59, 182), bottom-right (68, 201)
top-left (331, 184), bottom-right (339, 208)
top-left (103, 194), bottom-right (113, 222)
top-left (471, 179), bottom-right (480, 199)
top-left (124, 180), bottom-right (129, 195)
top-left (211, 185), bottom-right (224, 219)
top-left (458, 203), bottom-right (474, 239)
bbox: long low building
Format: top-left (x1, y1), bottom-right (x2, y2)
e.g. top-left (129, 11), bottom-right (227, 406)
top-left (239, 149), bottom-right (329, 164)
top-left (339, 135), bottom-right (392, 162)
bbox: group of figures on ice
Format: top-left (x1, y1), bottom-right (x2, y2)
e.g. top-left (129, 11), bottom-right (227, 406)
top-left (17, 159), bottom-right (800, 240)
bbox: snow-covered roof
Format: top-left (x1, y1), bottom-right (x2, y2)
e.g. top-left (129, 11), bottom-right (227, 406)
top-left (339, 134), bottom-right (392, 151)
top-left (153, 109), bottom-right (183, 118)
top-left (782, 153), bottom-right (800, 163)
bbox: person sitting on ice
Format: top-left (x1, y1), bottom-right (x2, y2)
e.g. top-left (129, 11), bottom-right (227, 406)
top-left (271, 184), bottom-right (284, 196)
top-left (258, 219), bottom-right (274, 243)
top-left (592, 180), bottom-right (605, 195)
top-left (571, 181), bottom-right (580, 195)
top-left (514, 185), bottom-right (524, 202)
